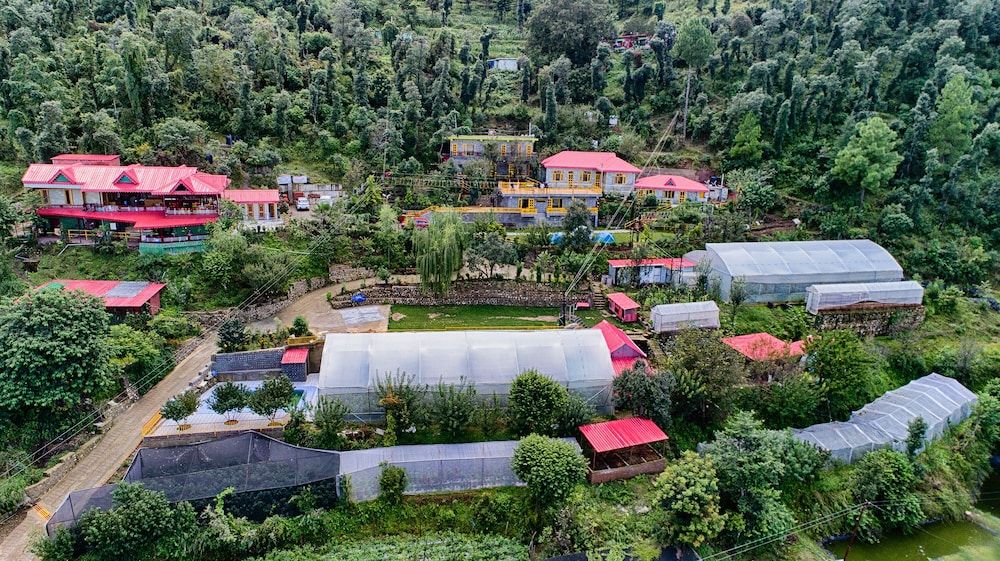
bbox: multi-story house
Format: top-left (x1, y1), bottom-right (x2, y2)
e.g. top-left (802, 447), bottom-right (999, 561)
top-left (494, 179), bottom-right (600, 226)
top-left (23, 154), bottom-right (230, 254)
top-left (446, 134), bottom-right (537, 177)
top-left (634, 174), bottom-right (710, 205)
top-left (540, 151), bottom-right (642, 195)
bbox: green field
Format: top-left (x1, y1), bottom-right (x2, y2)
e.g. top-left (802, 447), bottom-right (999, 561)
top-left (388, 304), bottom-right (561, 330)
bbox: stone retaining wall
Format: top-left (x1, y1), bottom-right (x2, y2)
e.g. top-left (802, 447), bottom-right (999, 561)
top-left (329, 280), bottom-right (587, 308)
top-left (23, 435), bottom-right (102, 502)
top-left (814, 305), bottom-right (925, 336)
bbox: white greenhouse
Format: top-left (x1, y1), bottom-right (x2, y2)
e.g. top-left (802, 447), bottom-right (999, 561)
top-left (805, 281), bottom-right (924, 314)
top-left (318, 330), bottom-right (616, 418)
top-left (694, 240), bottom-right (904, 303)
top-left (651, 301), bottom-right (721, 332)
top-left (793, 373), bottom-right (977, 463)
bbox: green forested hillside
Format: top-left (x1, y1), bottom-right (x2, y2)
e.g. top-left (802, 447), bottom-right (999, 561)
top-left (1, 0), bottom-right (998, 283)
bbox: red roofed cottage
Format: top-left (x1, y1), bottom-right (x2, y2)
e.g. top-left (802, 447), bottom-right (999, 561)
top-left (541, 151), bottom-right (642, 195)
top-left (606, 292), bottom-right (641, 323)
top-left (635, 175), bottom-right (710, 205)
top-left (721, 332), bottom-right (806, 362)
top-left (593, 320), bottom-right (647, 374)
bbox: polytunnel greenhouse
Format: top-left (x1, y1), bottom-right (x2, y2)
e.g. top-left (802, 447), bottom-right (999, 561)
top-left (793, 373), bottom-right (977, 463)
top-left (651, 301), bottom-right (721, 332)
top-left (317, 330), bottom-right (616, 418)
top-left (805, 281), bottom-right (924, 314)
top-left (698, 240), bottom-right (904, 303)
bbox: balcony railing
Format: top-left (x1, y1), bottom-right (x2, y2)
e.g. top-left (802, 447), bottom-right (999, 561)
top-left (165, 208), bottom-right (217, 215)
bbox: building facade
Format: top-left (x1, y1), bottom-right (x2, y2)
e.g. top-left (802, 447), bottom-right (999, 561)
top-left (446, 134), bottom-right (537, 177)
top-left (540, 151), bottom-right (642, 195)
top-left (494, 180), bottom-right (600, 227)
top-left (222, 189), bottom-right (282, 230)
top-left (634, 175), bottom-right (709, 205)
top-left (23, 154), bottom-right (230, 254)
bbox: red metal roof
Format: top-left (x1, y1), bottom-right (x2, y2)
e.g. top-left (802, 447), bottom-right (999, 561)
top-left (23, 162), bottom-right (229, 195)
top-left (611, 356), bottom-right (647, 375)
top-left (541, 151), bottom-right (642, 174)
top-left (635, 174), bottom-right (709, 192)
top-left (51, 154), bottom-right (121, 166)
top-left (721, 332), bottom-right (806, 361)
top-left (606, 292), bottom-right (640, 310)
top-left (281, 347), bottom-right (309, 364)
top-left (607, 257), bottom-right (696, 269)
top-left (39, 279), bottom-right (165, 308)
top-left (579, 417), bottom-right (668, 453)
top-left (37, 208), bottom-right (217, 229)
top-left (594, 320), bottom-right (646, 358)
top-left (223, 189), bottom-right (280, 204)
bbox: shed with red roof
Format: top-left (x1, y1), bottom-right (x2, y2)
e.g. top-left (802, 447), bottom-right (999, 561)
top-left (606, 292), bottom-right (640, 323)
top-left (606, 257), bottom-right (695, 286)
top-left (223, 189), bottom-right (281, 223)
top-left (579, 417), bottom-right (668, 483)
top-left (593, 320), bottom-right (647, 374)
top-left (38, 279), bottom-right (166, 316)
top-left (721, 332), bottom-right (806, 362)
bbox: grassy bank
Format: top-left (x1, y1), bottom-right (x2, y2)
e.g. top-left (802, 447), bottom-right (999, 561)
top-left (387, 304), bottom-right (560, 330)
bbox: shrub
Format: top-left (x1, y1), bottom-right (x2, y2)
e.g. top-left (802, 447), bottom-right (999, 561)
top-left (209, 382), bottom-right (249, 422)
top-left (161, 391), bottom-right (199, 428)
top-left (290, 316), bottom-right (310, 337)
top-left (652, 451), bottom-right (726, 549)
top-left (312, 396), bottom-right (350, 449)
top-left (852, 449), bottom-right (924, 542)
top-left (511, 434), bottom-right (587, 515)
top-left (148, 313), bottom-right (199, 341)
top-left (248, 375), bottom-right (295, 423)
top-left (559, 393), bottom-right (596, 435)
top-left (378, 463), bottom-right (407, 505)
top-left (612, 365), bottom-right (674, 429)
top-left (430, 378), bottom-right (477, 440)
top-left (218, 318), bottom-right (248, 352)
top-left (374, 370), bottom-right (426, 433)
top-left (509, 370), bottom-right (568, 436)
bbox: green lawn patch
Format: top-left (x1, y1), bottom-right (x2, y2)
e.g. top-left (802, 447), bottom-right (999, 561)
top-left (388, 305), bottom-right (560, 330)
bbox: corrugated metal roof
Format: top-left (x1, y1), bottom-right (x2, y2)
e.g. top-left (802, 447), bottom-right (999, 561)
top-left (606, 292), bottom-right (640, 309)
top-left (579, 417), bottom-right (667, 453)
top-left (223, 189), bottom-right (280, 204)
top-left (36, 208), bottom-right (217, 229)
top-left (721, 332), bottom-right (805, 361)
top-left (541, 151), bottom-right (642, 174)
top-left (593, 320), bottom-right (646, 358)
top-left (281, 347), bottom-right (309, 364)
top-left (635, 175), bottom-right (709, 192)
top-left (22, 162), bottom-right (229, 195)
top-left (40, 279), bottom-right (165, 308)
top-left (607, 257), bottom-right (695, 268)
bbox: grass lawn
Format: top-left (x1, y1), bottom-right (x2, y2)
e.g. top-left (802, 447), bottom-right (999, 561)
top-left (388, 304), bottom-right (560, 330)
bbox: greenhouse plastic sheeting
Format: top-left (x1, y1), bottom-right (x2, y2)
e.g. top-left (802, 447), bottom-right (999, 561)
top-left (341, 439), bottom-right (580, 502)
top-left (46, 433), bottom-right (579, 535)
top-left (805, 281), bottom-right (924, 314)
top-left (702, 240), bottom-right (903, 303)
top-left (793, 373), bottom-right (976, 463)
top-left (318, 330), bottom-right (615, 418)
top-left (651, 301), bottom-right (720, 332)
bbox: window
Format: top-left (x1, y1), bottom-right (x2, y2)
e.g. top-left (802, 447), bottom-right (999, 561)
top-left (567, 171), bottom-right (575, 183)
top-left (500, 144), bottom-right (508, 156)
top-left (64, 190), bottom-right (74, 205)
top-left (582, 171), bottom-right (592, 183)
top-left (678, 192), bottom-right (687, 202)
top-left (451, 143), bottom-right (458, 155)
top-left (53, 174), bottom-right (71, 183)
top-left (614, 173), bottom-right (626, 185)
top-left (526, 144), bottom-right (533, 155)
top-left (553, 171), bottom-right (563, 182)
top-left (519, 198), bottom-right (531, 209)
top-left (665, 191), bottom-right (675, 199)
top-left (550, 198), bottom-right (563, 208)
top-left (463, 144), bottom-right (472, 155)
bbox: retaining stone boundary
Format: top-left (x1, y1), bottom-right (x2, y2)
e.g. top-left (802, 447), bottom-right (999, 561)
top-left (328, 280), bottom-right (589, 308)
top-left (814, 305), bottom-right (925, 336)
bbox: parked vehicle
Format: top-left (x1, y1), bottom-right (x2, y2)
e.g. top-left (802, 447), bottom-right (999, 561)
top-left (296, 198), bottom-right (310, 210)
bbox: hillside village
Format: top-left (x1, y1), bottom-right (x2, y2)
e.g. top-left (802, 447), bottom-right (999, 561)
top-left (0, 0), bottom-right (999, 560)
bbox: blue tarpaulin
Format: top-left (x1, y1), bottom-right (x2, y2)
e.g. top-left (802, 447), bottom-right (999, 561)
top-left (351, 293), bottom-right (367, 303)
top-left (549, 231), bottom-right (616, 244)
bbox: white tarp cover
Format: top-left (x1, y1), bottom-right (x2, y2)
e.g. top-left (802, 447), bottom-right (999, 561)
top-left (793, 373), bottom-right (976, 464)
top-left (651, 301), bottom-right (720, 332)
top-left (703, 240), bottom-right (903, 302)
top-left (805, 281), bottom-right (924, 314)
top-left (319, 330), bottom-right (615, 416)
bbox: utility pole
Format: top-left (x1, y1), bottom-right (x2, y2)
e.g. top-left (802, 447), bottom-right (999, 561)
top-left (842, 502), bottom-right (869, 561)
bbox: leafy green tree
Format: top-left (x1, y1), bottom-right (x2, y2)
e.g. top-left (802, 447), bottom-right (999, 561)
top-left (312, 396), bottom-right (350, 449)
top-left (35, 101), bottom-right (69, 162)
top-left (161, 391), bottom-right (199, 428)
top-left (852, 449), bottom-right (924, 542)
top-left (511, 434), bottom-right (587, 515)
top-left (673, 19), bottom-right (715, 137)
top-left (248, 375), bottom-right (295, 423)
top-left (905, 416), bottom-right (927, 458)
top-left (805, 330), bottom-right (881, 421)
top-left (217, 317), bottom-right (248, 353)
top-left (290, 316), bottom-right (310, 337)
top-left (831, 116), bottom-right (902, 207)
top-left (928, 74), bottom-right (977, 166)
top-left (107, 324), bottom-right (167, 387)
top-left (466, 231), bottom-right (518, 279)
top-left (509, 370), bottom-right (569, 436)
top-left (379, 463), bottom-right (408, 504)
top-left (729, 113), bottom-right (764, 168)
top-left (209, 382), bottom-right (250, 423)
top-left (670, 329), bottom-right (747, 426)
top-left (544, 80), bottom-right (558, 133)
top-left (612, 364), bottom-right (674, 429)
top-left (414, 211), bottom-right (467, 294)
top-left (375, 370), bottom-right (426, 433)
top-left (526, 0), bottom-right (615, 65)
top-left (561, 200), bottom-right (593, 253)
top-left (430, 378), bottom-right (477, 439)
top-left (652, 451), bottom-right (727, 549)
top-left (154, 7), bottom-right (200, 69)
top-left (0, 289), bottom-right (113, 419)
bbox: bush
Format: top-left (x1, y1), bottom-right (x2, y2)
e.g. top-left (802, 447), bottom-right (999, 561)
top-left (430, 378), bottom-right (477, 440)
top-left (472, 492), bottom-right (525, 536)
top-left (290, 316), bottom-right (310, 337)
top-left (378, 463), bottom-right (407, 505)
top-left (248, 375), bottom-right (295, 423)
top-left (312, 396), bottom-right (350, 449)
top-left (148, 312), bottom-right (199, 341)
top-left (509, 370), bottom-right (569, 437)
top-left (559, 393), bottom-right (596, 435)
top-left (218, 317), bottom-right (248, 352)
top-left (375, 370), bottom-right (426, 433)
top-left (612, 365), bottom-right (674, 429)
top-left (511, 434), bottom-right (587, 515)
top-left (852, 449), bottom-right (924, 542)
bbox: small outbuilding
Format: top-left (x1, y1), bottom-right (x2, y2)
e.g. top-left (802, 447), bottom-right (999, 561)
top-left (651, 301), bottom-right (720, 333)
top-left (607, 292), bottom-right (640, 322)
top-left (579, 417), bottom-right (668, 483)
top-left (38, 279), bottom-right (165, 316)
top-left (721, 332), bottom-right (805, 361)
top-left (606, 257), bottom-right (695, 286)
top-left (594, 320), bottom-right (647, 374)
top-left (805, 281), bottom-right (924, 314)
